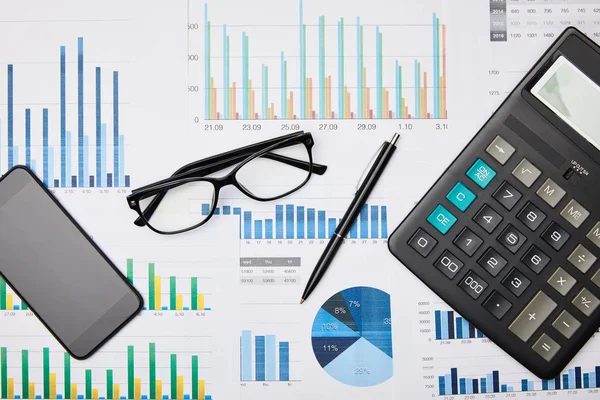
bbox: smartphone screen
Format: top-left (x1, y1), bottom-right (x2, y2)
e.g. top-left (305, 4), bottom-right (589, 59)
top-left (0, 166), bottom-right (142, 359)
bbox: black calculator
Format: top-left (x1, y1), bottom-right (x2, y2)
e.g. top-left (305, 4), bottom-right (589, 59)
top-left (388, 27), bottom-right (600, 379)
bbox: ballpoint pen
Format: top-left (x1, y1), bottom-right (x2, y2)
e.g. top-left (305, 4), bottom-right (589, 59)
top-left (300, 133), bottom-right (400, 303)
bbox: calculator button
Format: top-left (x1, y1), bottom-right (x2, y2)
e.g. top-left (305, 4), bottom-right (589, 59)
top-left (458, 270), bottom-right (488, 299)
top-left (502, 268), bottom-right (531, 297)
top-left (532, 334), bottom-right (561, 362)
top-left (483, 291), bottom-right (512, 320)
top-left (408, 228), bottom-right (438, 257)
top-left (427, 205), bottom-right (457, 235)
top-left (478, 248), bottom-right (508, 277)
top-left (497, 224), bottom-right (527, 254)
top-left (567, 244), bottom-right (597, 273)
top-left (434, 250), bottom-right (464, 279)
top-left (587, 222), bottom-right (600, 249)
top-left (486, 135), bottom-right (516, 165)
top-left (508, 291), bottom-right (557, 342)
top-left (493, 181), bottom-right (522, 211)
top-left (560, 199), bottom-right (590, 228)
top-left (592, 269), bottom-right (600, 288)
top-left (512, 158), bottom-right (542, 188)
top-left (446, 182), bottom-right (477, 212)
top-left (552, 311), bottom-right (581, 339)
top-left (536, 178), bottom-right (566, 208)
top-left (547, 267), bottom-right (576, 296)
top-left (473, 204), bottom-right (503, 233)
top-left (517, 202), bottom-right (547, 231)
top-left (571, 288), bottom-right (600, 317)
top-left (521, 245), bottom-right (551, 274)
top-left (541, 222), bottom-right (571, 251)
top-left (454, 227), bottom-right (484, 256)
top-left (466, 158), bottom-right (497, 189)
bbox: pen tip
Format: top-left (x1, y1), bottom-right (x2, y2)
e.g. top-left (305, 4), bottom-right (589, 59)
top-left (300, 299), bottom-right (305, 304)
top-left (391, 133), bottom-right (400, 145)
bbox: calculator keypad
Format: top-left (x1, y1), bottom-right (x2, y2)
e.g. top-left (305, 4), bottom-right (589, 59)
top-left (454, 227), bottom-right (484, 256)
top-left (567, 244), bottom-right (597, 273)
top-left (483, 291), bottom-right (512, 319)
top-left (397, 131), bottom-right (600, 377)
top-left (473, 204), bottom-right (503, 233)
top-left (509, 291), bottom-right (557, 342)
top-left (486, 136), bottom-right (516, 165)
top-left (541, 222), bottom-right (571, 251)
top-left (497, 224), bottom-right (527, 253)
top-left (493, 181), bottom-right (522, 210)
top-left (512, 158), bottom-right (542, 188)
top-left (536, 178), bottom-right (567, 208)
top-left (571, 288), bottom-right (600, 316)
top-left (547, 267), bottom-right (576, 296)
top-left (587, 222), bottom-right (600, 248)
top-left (517, 202), bottom-right (547, 231)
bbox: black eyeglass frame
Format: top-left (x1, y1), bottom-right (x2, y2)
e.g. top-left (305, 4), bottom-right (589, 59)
top-left (126, 131), bottom-right (327, 235)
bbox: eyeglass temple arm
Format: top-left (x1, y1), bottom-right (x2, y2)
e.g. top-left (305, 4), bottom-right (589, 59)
top-left (133, 147), bottom-right (327, 227)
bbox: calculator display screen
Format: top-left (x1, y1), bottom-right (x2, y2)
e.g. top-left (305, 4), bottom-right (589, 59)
top-left (531, 55), bottom-right (600, 151)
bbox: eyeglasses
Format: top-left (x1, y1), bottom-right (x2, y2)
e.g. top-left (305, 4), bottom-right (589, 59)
top-left (127, 131), bottom-right (327, 235)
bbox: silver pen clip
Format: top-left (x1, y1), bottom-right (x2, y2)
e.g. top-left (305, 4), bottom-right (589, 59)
top-left (354, 133), bottom-right (400, 193)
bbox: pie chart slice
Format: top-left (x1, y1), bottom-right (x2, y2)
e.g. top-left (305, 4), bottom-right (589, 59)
top-left (311, 286), bottom-right (393, 387)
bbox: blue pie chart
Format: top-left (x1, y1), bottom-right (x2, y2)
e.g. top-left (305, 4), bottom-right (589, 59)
top-left (311, 286), bottom-right (393, 387)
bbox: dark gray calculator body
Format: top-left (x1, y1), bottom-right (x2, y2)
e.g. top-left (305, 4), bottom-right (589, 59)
top-left (388, 27), bottom-right (600, 379)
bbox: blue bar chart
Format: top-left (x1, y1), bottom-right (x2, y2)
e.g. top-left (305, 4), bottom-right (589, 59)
top-left (434, 310), bottom-right (485, 340)
top-left (438, 365), bottom-right (600, 395)
top-left (240, 330), bottom-right (290, 382)
top-left (201, 202), bottom-right (388, 239)
top-left (2, 37), bottom-right (129, 188)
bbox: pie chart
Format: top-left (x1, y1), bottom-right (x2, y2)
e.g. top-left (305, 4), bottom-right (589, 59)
top-left (311, 286), bottom-right (393, 387)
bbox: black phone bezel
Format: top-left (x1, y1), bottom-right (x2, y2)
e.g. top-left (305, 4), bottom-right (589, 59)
top-left (0, 165), bottom-right (143, 360)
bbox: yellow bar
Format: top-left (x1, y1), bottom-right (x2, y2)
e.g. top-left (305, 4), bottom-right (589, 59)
top-left (198, 380), bottom-right (205, 400)
top-left (92, 388), bottom-right (99, 399)
top-left (176, 295), bottom-right (183, 311)
top-left (71, 384), bottom-right (77, 399)
top-left (134, 378), bottom-right (141, 399)
top-left (177, 376), bottom-right (183, 400)
top-left (197, 294), bottom-right (205, 310)
top-left (6, 294), bottom-right (13, 310)
top-left (8, 378), bottom-right (14, 399)
top-left (155, 276), bottom-right (161, 310)
top-left (156, 380), bottom-right (162, 400)
top-left (29, 382), bottom-right (35, 399)
top-left (113, 384), bottom-right (120, 400)
top-left (50, 373), bottom-right (57, 399)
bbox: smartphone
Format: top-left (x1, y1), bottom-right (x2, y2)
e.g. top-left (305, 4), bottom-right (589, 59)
top-left (0, 166), bottom-right (143, 359)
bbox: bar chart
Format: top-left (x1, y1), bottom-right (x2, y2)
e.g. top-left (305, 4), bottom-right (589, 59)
top-left (0, 36), bottom-right (129, 188)
top-left (438, 368), bottom-right (514, 395)
top-left (438, 365), bottom-right (600, 395)
top-left (239, 330), bottom-right (291, 382)
top-left (434, 310), bottom-right (486, 340)
top-left (125, 259), bottom-right (211, 312)
top-left (0, 343), bottom-right (212, 400)
top-left (201, 202), bottom-right (388, 240)
top-left (0, 276), bottom-right (27, 311)
top-left (201, 0), bottom-right (447, 120)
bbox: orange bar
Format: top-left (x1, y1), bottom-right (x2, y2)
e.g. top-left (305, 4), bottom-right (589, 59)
top-left (251, 90), bottom-right (255, 120)
top-left (345, 87), bottom-right (350, 119)
top-left (384, 90), bottom-right (389, 119)
top-left (232, 82), bottom-right (237, 120)
top-left (442, 24), bottom-right (447, 118)
top-left (288, 91), bottom-right (294, 119)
